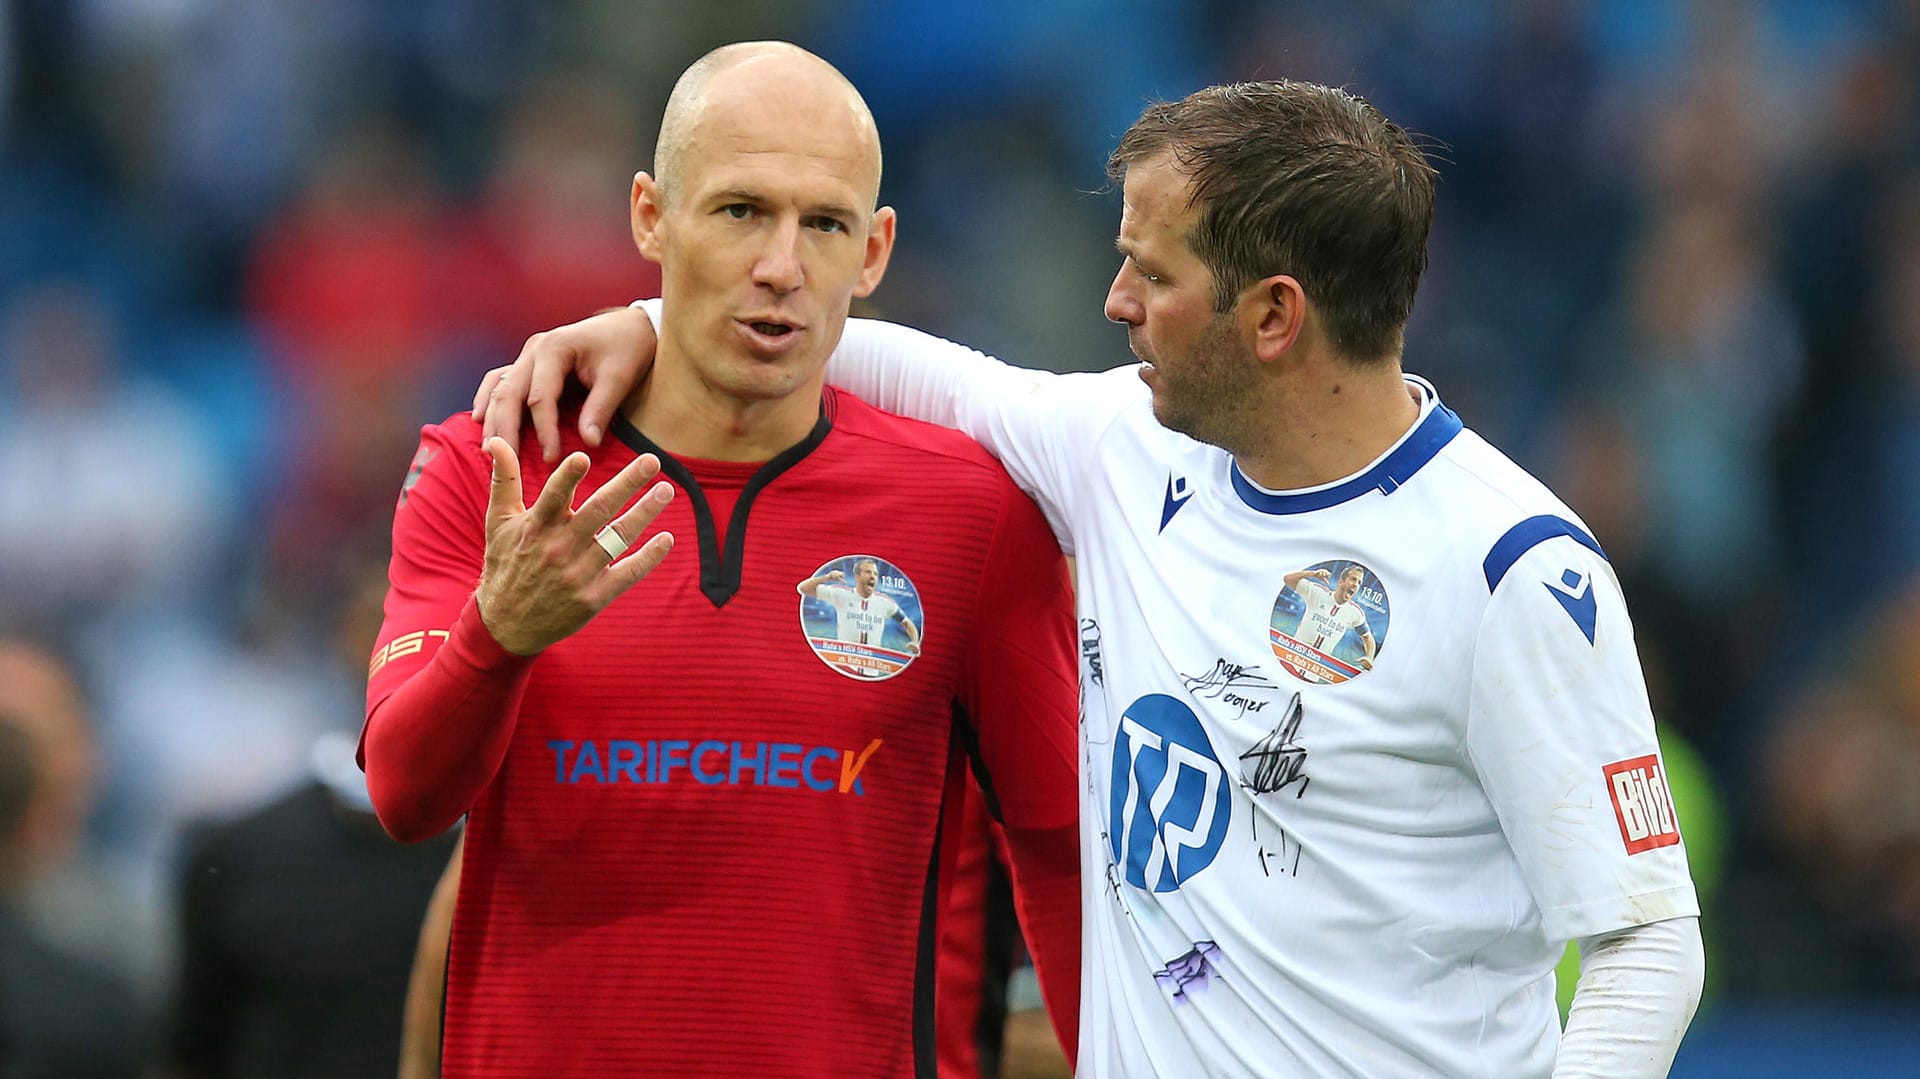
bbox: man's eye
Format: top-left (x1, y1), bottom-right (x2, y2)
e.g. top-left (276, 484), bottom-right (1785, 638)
top-left (808, 216), bottom-right (846, 234)
top-left (722, 204), bottom-right (753, 220)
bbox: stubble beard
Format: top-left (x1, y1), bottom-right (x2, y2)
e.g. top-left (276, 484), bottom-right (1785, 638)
top-left (1149, 311), bottom-right (1257, 456)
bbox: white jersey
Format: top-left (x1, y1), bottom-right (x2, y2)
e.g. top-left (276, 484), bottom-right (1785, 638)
top-left (818, 584), bottom-right (902, 646)
top-left (821, 319), bottom-right (1699, 1079)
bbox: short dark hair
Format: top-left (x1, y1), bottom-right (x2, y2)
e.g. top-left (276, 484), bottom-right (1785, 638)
top-left (1108, 81), bottom-right (1437, 361)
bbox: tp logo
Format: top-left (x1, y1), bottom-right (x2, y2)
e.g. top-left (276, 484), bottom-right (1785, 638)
top-left (1110, 695), bottom-right (1232, 891)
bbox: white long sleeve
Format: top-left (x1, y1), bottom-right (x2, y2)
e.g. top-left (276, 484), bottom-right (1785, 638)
top-left (1554, 915), bottom-right (1704, 1078)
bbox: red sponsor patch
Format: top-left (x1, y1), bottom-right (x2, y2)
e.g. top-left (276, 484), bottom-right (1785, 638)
top-left (1603, 754), bottom-right (1681, 854)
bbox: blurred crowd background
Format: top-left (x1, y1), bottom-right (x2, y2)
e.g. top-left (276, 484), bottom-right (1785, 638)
top-left (3, 0), bottom-right (1920, 1074)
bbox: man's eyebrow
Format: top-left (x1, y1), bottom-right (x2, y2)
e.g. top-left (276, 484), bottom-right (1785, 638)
top-left (708, 189), bottom-right (860, 221)
top-left (807, 200), bottom-right (861, 221)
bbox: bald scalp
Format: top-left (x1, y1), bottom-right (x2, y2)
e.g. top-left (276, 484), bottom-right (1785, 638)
top-left (653, 41), bottom-right (882, 209)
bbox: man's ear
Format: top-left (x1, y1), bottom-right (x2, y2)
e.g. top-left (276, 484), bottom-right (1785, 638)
top-left (630, 172), bottom-right (665, 264)
top-left (1245, 274), bottom-right (1307, 364)
top-left (853, 206), bottom-right (897, 298)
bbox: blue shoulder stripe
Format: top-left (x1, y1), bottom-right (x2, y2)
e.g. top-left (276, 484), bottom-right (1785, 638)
top-left (1482, 515), bottom-right (1607, 592)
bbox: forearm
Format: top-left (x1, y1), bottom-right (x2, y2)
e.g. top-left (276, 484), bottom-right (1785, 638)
top-left (825, 318), bottom-right (999, 431)
top-left (364, 598), bottom-right (536, 841)
top-left (1554, 916), bottom-right (1704, 1079)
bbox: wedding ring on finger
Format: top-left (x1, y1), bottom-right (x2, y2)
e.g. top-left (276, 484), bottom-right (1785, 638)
top-left (593, 523), bottom-right (630, 561)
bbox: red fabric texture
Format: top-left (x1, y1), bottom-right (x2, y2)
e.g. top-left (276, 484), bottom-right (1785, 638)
top-left (360, 391), bottom-right (1078, 1077)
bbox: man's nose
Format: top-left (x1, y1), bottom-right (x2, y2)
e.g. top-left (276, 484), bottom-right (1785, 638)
top-left (1104, 265), bottom-right (1142, 326)
top-left (754, 219), bottom-right (805, 294)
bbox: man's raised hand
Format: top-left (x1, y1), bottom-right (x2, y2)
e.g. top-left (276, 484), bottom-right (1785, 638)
top-left (472, 305), bottom-right (661, 464)
top-left (474, 437), bottom-right (675, 656)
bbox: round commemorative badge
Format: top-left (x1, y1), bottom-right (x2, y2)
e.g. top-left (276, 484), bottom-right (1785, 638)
top-left (797, 555), bottom-right (925, 681)
top-left (1268, 560), bottom-right (1390, 685)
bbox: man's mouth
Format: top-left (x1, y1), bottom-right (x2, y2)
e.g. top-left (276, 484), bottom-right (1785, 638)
top-left (749, 321), bottom-right (795, 337)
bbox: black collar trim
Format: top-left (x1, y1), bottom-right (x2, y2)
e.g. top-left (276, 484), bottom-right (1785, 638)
top-left (610, 405), bottom-right (832, 607)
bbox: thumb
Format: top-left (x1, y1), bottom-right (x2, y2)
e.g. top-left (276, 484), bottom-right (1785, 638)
top-left (484, 437), bottom-right (525, 529)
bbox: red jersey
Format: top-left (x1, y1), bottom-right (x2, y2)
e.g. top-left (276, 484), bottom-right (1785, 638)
top-left (936, 780), bottom-right (1017, 1079)
top-left (362, 389), bottom-right (1079, 1078)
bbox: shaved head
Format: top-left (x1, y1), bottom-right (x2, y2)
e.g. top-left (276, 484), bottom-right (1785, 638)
top-left (654, 41), bottom-right (882, 209)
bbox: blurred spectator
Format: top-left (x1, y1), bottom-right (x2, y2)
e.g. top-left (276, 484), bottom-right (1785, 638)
top-left (165, 565), bottom-right (460, 1079)
top-left (245, 122), bottom-right (468, 618)
top-left (0, 637), bottom-right (165, 1001)
top-left (0, 652), bottom-right (148, 1079)
top-left (166, 733), bottom-right (458, 1079)
top-left (455, 71), bottom-right (662, 349)
top-left (0, 282), bottom-right (228, 632)
top-left (1752, 575), bottom-right (1920, 994)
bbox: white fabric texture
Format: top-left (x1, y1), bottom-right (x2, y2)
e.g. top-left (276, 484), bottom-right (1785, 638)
top-left (1556, 916), bottom-right (1705, 1078)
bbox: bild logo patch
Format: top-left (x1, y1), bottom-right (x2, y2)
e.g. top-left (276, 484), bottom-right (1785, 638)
top-left (1603, 755), bottom-right (1681, 854)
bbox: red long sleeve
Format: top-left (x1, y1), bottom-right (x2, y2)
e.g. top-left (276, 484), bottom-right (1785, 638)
top-left (362, 598), bottom-right (535, 841)
top-left (1001, 821), bottom-right (1081, 1066)
top-left (956, 467), bottom-right (1082, 1063)
top-left (359, 419), bottom-right (538, 842)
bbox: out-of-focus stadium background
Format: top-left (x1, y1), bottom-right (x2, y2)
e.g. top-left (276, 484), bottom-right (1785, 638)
top-left (2, 0), bottom-right (1918, 1074)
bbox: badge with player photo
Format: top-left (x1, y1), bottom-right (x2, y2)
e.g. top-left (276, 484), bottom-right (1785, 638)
top-left (1268, 560), bottom-right (1390, 685)
top-left (796, 555), bottom-right (925, 681)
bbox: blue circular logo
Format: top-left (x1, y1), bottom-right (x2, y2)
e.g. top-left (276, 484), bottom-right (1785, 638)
top-left (1107, 694), bottom-right (1233, 892)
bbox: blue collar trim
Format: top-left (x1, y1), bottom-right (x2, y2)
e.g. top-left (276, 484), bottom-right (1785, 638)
top-left (1229, 389), bottom-right (1464, 516)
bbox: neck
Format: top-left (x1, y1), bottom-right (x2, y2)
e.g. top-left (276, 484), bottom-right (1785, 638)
top-left (1231, 358), bottom-right (1422, 491)
top-left (622, 356), bottom-right (825, 463)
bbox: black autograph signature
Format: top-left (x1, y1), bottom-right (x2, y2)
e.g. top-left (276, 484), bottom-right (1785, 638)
top-left (1080, 618), bottom-right (1104, 687)
top-left (1239, 692), bottom-right (1309, 798)
top-left (1181, 658), bottom-right (1275, 719)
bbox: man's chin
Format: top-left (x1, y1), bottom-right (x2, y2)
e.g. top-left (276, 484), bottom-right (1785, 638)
top-left (719, 358), bottom-right (820, 402)
top-left (1149, 392), bottom-right (1194, 439)
top-left (1150, 394), bottom-right (1232, 452)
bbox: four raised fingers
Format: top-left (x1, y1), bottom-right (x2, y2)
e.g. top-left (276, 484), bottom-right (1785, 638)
top-left (486, 438), bottom-right (677, 614)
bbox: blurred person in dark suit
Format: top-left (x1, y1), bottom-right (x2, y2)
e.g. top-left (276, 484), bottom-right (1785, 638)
top-left (164, 568), bottom-right (459, 1079)
top-left (0, 698), bottom-right (146, 1078)
top-left (165, 734), bottom-right (457, 1079)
